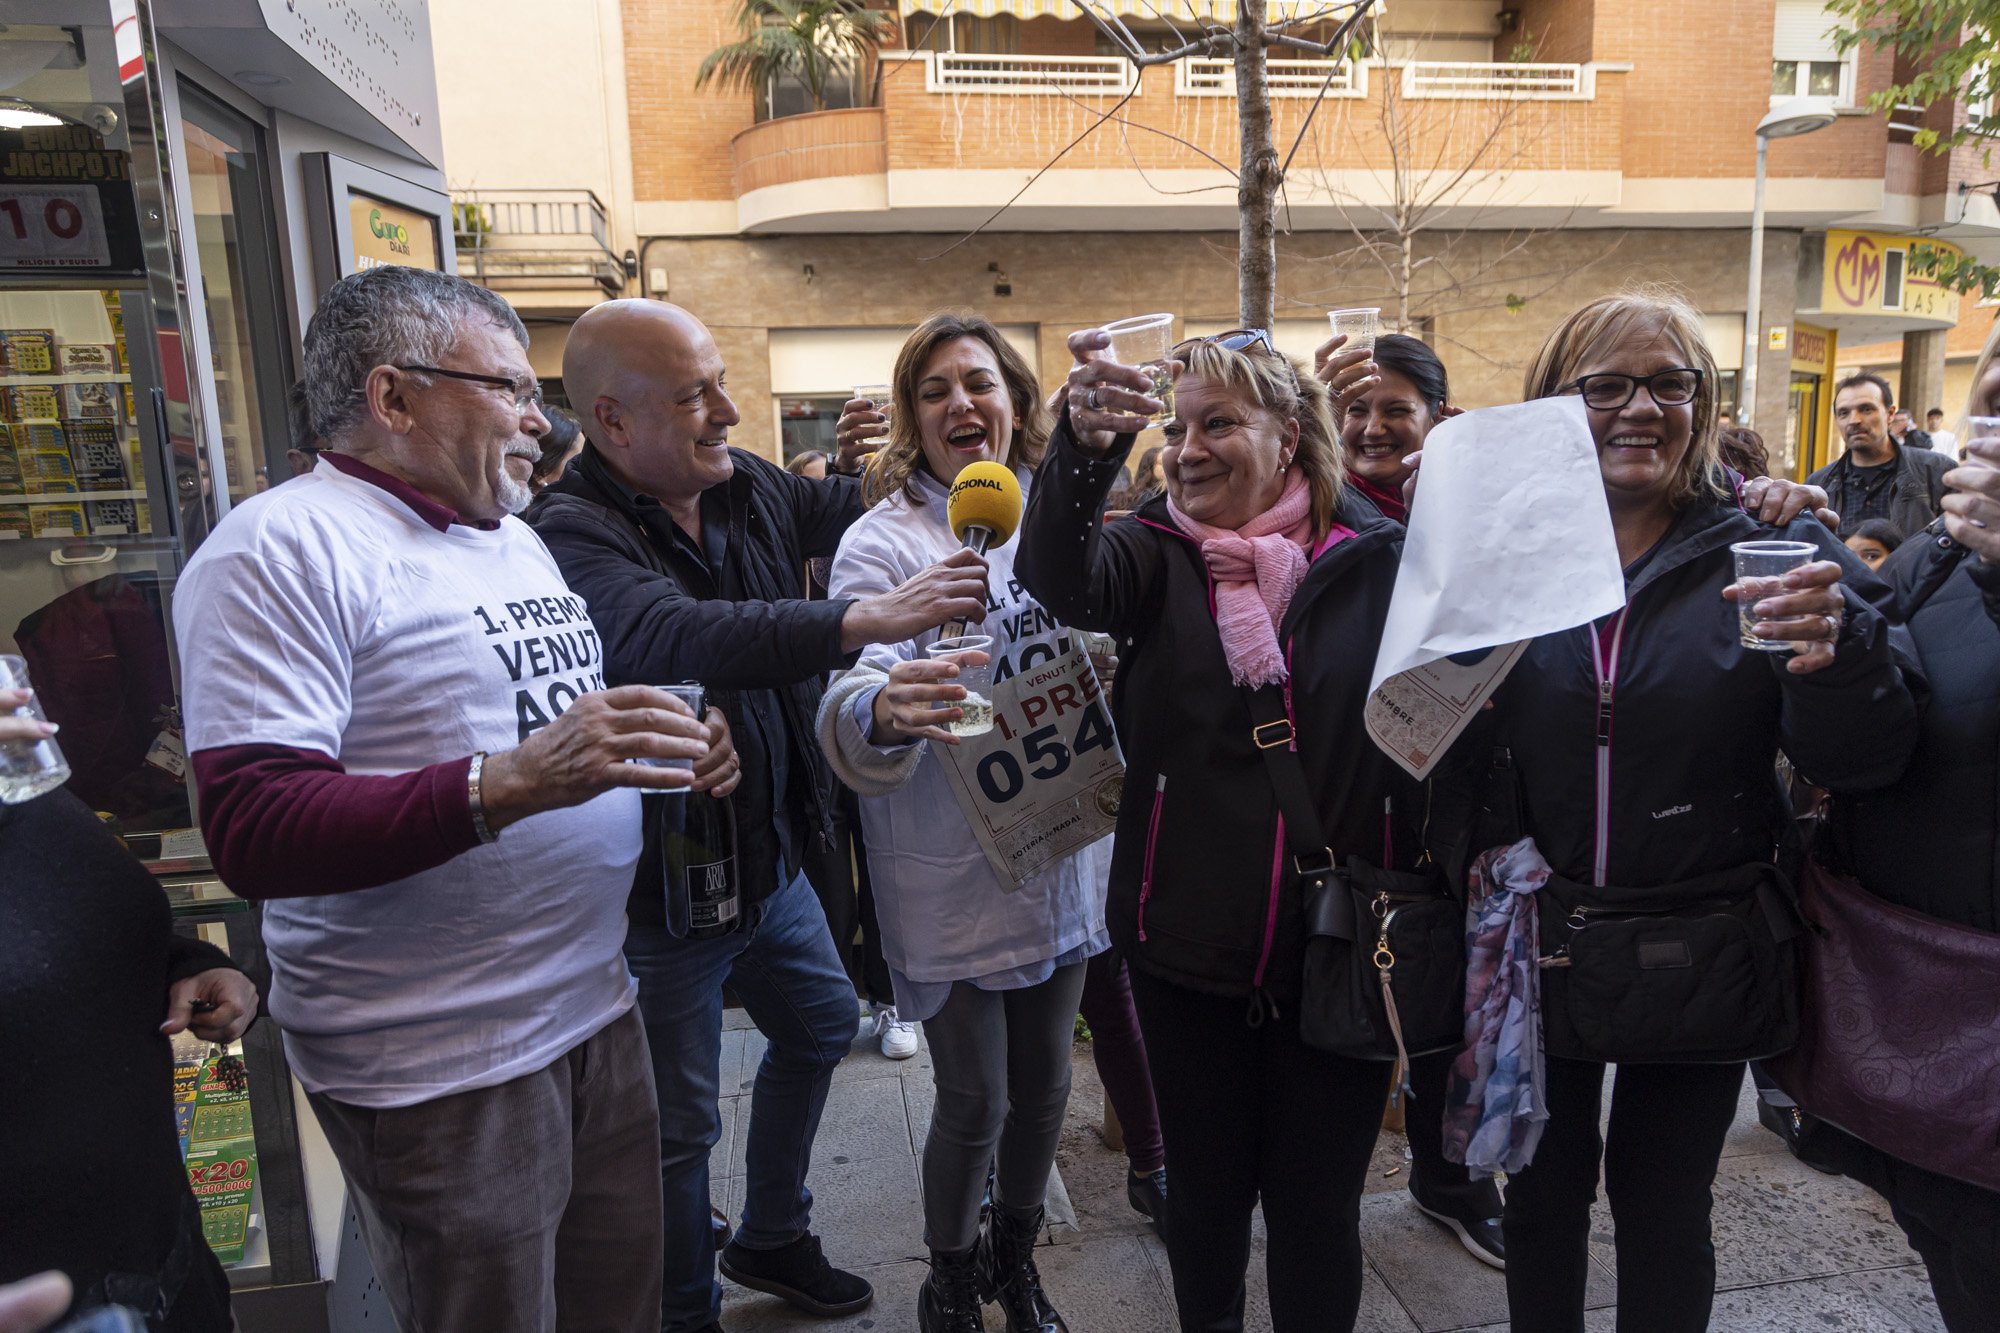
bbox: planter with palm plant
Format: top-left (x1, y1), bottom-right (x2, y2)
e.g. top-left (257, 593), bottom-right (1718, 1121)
top-left (696, 0), bottom-right (895, 119)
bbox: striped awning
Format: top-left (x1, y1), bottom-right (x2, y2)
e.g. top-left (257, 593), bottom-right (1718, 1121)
top-left (899, 0), bottom-right (1363, 22)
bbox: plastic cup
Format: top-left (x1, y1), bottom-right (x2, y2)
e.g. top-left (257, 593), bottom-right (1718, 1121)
top-left (634, 682), bottom-right (705, 769)
top-left (0, 654), bottom-right (69, 805)
top-left (925, 635), bottom-right (996, 737)
top-left (1328, 307), bottom-right (1380, 358)
top-left (1963, 415), bottom-right (2000, 462)
top-left (853, 384), bottom-right (893, 448)
top-left (1103, 313), bottom-right (1175, 428)
top-left (1730, 541), bottom-right (1817, 653)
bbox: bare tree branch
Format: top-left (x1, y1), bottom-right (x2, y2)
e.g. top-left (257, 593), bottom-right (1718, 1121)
top-left (920, 78), bottom-right (1145, 261)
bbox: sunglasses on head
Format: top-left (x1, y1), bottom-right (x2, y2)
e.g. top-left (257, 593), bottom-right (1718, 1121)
top-left (1173, 328), bottom-right (1277, 356)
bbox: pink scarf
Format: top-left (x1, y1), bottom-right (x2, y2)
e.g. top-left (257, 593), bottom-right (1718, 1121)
top-left (1168, 470), bottom-right (1314, 687)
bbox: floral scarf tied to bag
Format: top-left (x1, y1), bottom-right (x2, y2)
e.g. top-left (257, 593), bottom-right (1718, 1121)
top-left (1443, 837), bottom-right (1552, 1176)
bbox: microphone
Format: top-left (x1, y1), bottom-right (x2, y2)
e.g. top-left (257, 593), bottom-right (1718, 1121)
top-left (943, 461), bottom-right (1023, 635)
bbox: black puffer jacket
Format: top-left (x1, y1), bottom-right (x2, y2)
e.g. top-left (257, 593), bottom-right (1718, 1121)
top-left (528, 444), bottom-right (864, 916)
top-left (1433, 496), bottom-right (1917, 892)
top-left (1827, 522), bottom-right (2000, 930)
top-left (1017, 419), bottom-right (1421, 1009)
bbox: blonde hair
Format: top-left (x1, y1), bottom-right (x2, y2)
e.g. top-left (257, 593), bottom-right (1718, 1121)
top-left (863, 311), bottom-right (1050, 506)
top-left (1174, 338), bottom-right (1346, 541)
top-left (1523, 286), bottom-right (1727, 509)
top-left (1961, 314), bottom-right (2000, 435)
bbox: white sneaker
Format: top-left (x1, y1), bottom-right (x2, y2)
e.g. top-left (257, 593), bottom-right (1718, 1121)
top-left (870, 1003), bottom-right (919, 1060)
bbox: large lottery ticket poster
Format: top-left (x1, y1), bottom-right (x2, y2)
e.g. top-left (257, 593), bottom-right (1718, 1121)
top-left (934, 645), bottom-right (1125, 889)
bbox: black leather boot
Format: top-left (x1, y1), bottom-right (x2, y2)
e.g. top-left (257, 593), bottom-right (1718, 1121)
top-left (917, 1244), bottom-right (984, 1333)
top-left (978, 1205), bottom-right (1068, 1333)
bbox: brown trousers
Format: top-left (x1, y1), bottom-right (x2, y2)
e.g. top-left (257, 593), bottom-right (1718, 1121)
top-left (307, 1007), bottom-right (663, 1333)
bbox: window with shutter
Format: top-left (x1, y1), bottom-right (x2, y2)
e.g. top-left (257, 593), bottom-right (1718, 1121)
top-left (1770, 0), bottom-right (1853, 105)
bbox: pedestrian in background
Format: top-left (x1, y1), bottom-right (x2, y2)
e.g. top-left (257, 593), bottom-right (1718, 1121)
top-left (1810, 374), bottom-right (1950, 537)
top-left (819, 311), bottom-right (1105, 1333)
top-left (1843, 517), bottom-right (1903, 571)
top-left (531, 402), bottom-right (585, 492)
top-left (1925, 407), bottom-right (1959, 460)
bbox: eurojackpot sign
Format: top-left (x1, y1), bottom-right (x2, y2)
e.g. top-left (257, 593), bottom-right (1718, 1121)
top-left (346, 191), bottom-right (440, 272)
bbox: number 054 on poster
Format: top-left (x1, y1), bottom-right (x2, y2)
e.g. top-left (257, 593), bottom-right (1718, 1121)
top-left (933, 645), bottom-right (1125, 890)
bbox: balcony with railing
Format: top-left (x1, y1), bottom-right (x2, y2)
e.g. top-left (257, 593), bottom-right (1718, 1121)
top-left (727, 44), bottom-right (1631, 229)
top-left (453, 189), bottom-right (628, 298)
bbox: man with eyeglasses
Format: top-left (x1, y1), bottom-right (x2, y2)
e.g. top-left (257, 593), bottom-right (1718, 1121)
top-left (173, 267), bottom-right (742, 1333)
top-left (1808, 372), bottom-right (1951, 537)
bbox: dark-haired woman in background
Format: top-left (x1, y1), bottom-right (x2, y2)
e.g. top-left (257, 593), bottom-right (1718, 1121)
top-left (1331, 332), bottom-right (1506, 1267)
top-left (529, 403), bottom-right (585, 493)
top-left (1336, 332), bottom-right (1451, 526)
top-left (1842, 517), bottom-right (1903, 572)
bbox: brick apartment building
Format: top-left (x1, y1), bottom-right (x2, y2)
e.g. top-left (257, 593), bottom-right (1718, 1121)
top-left (429, 0), bottom-right (2000, 480)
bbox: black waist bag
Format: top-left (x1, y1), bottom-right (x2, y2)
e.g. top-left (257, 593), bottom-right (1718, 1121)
top-left (1242, 684), bottom-right (1465, 1063)
top-left (1300, 857), bottom-right (1465, 1061)
top-left (1538, 862), bottom-right (1803, 1065)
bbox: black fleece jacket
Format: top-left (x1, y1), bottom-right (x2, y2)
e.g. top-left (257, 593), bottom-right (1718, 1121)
top-left (1017, 415), bottom-right (1421, 1008)
top-left (1432, 497), bottom-right (1919, 892)
top-left (527, 444), bottom-right (864, 917)
top-left (1828, 521), bottom-right (2000, 930)
top-left (0, 788), bottom-right (242, 1303)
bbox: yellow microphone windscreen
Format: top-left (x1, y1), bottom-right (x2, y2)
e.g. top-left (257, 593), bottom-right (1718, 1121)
top-left (946, 461), bottom-right (1023, 547)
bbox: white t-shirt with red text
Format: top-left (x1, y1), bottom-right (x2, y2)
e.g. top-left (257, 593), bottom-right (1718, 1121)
top-left (174, 463), bottom-right (641, 1108)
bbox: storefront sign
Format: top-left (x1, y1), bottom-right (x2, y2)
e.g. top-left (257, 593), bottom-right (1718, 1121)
top-left (0, 126), bottom-right (142, 275)
top-left (1791, 325), bottom-right (1833, 375)
top-left (346, 192), bottom-right (441, 272)
top-left (1821, 229), bottom-right (1962, 324)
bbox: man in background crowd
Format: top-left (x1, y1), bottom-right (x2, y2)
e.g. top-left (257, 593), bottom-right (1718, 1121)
top-left (1808, 373), bottom-right (1950, 537)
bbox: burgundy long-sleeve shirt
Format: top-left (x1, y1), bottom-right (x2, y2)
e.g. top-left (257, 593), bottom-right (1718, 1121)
top-left (190, 453), bottom-right (487, 899)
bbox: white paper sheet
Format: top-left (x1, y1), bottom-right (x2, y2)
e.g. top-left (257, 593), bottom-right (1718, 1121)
top-left (1362, 396), bottom-right (1624, 775)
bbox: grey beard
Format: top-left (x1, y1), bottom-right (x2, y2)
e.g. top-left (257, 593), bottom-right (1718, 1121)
top-left (496, 469), bottom-right (534, 515)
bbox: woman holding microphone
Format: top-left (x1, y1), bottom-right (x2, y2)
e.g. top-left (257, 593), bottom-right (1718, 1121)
top-left (816, 311), bottom-right (1107, 1333)
top-left (1016, 324), bottom-right (1412, 1332)
top-left (1431, 288), bottom-right (1916, 1332)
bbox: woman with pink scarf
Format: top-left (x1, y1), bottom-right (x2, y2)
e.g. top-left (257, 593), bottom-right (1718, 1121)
top-left (1015, 327), bottom-right (1409, 1333)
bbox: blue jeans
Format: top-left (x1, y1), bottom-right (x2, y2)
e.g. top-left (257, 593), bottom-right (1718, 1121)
top-left (625, 871), bottom-right (857, 1332)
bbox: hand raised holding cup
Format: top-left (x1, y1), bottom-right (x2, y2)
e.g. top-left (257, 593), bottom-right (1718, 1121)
top-left (1064, 326), bottom-right (1171, 455)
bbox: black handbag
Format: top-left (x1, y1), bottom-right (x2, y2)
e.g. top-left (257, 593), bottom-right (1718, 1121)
top-left (1536, 862), bottom-right (1803, 1064)
top-left (1242, 685), bottom-right (1465, 1069)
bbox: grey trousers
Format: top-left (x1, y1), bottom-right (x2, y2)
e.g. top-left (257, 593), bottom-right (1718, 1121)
top-left (919, 961), bottom-right (1089, 1252)
top-left (307, 1007), bottom-right (664, 1333)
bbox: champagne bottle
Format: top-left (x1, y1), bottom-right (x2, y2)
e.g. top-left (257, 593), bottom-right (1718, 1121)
top-left (663, 789), bottom-right (742, 940)
top-left (660, 685), bottom-right (742, 940)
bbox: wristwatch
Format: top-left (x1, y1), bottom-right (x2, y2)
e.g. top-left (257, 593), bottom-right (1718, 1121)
top-left (468, 751), bottom-right (497, 844)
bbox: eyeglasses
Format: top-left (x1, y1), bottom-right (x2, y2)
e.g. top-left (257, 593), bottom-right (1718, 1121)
top-left (397, 364), bottom-right (544, 417)
top-left (1566, 367), bottom-right (1704, 411)
top-left (1173, 328), bottom-right (1276, 357)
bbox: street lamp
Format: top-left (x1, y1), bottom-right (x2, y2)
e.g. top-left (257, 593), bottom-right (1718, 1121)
top-left (1740, 97), bottom-right (1837, 431)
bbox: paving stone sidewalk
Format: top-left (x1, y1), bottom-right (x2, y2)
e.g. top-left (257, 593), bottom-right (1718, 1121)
top-left (716, 1009), bottom-right (1944, 1332)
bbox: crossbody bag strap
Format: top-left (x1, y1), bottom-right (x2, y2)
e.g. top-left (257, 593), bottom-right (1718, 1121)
top-left (1241, 684), bottom-right (1366, 952)
top-left (1242, 683), bottom-right (1332, 866)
